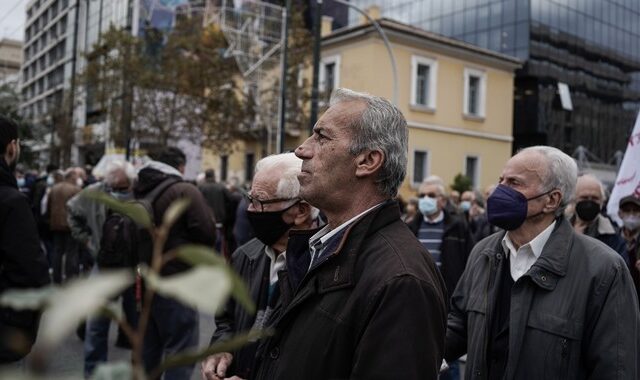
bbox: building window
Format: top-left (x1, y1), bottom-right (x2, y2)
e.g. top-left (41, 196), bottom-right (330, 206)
top-left (464, 68), bottom-right (486, 118)
top-left (413, 150), bottom-right (429, 185)
top-left (320, 55), bottom-right (340, 100)
top-left (465, 155), bottom-right (479, 189)
top-left (245, 153), bottom-right (255, 182)
top-left (411, 56), bottom-right (437, 109)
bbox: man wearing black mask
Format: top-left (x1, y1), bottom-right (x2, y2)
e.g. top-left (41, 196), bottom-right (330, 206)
top-left (0, 115), bottom-right (50, 363)
top-left (445, 146), bottom-right (639, 379)
top-left (570, 174), bottom-right (626, 258)
top-left (201, 153), bottom-right (321, 380)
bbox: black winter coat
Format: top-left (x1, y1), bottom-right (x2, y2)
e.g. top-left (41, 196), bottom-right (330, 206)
top-left (408, 210), bottom-right (475, 297)
top-left (446, 218), bottom-right (640, 379)
top-left (211, 238), bottom-right (269, 378)
top-left (253, 201), bottom-right (448, 380)
top-left (0, 160), bottom-right (50, 362)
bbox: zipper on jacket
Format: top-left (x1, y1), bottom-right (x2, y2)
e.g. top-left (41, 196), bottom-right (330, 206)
top-left (481, 251), bottom-right (501, 379)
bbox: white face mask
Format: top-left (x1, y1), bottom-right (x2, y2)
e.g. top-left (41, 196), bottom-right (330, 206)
top-left (622, 215), bottom-right (640, 231)
top-left (76, 178), bottom-right (84, 187)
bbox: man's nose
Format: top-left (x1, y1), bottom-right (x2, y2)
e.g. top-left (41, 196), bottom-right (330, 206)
top-left (295, 138), bottom-right (312, 158)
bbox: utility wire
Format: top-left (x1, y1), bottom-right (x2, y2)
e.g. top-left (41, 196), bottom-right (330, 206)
top-left (0, 0), bottom-right (24, 26)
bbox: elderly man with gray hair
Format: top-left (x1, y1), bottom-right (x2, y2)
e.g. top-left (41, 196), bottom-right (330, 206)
top-left (251, 89), bottom-right (447, 379)
top-left (202, 153), bottom-right (321, 380)
top-left (445, 146), bottom-right (639, 379)
top-left (570, 174), bottom-right (626, 258)
top-left (67, 160), bottom-right (136, 377)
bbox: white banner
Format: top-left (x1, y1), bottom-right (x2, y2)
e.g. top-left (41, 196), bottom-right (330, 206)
top-left (607, 110), bottom-right (640, 226)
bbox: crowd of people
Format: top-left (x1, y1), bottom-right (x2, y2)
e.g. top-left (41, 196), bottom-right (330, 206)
top-left (1, 84), bottom-right (640, 380)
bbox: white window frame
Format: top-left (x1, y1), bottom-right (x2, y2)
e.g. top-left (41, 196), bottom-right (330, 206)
top-left (412, 149), bottom-right (431, 186)
top-left (464, 155), bottom-right (481, 189)
top-left (410, 55), bottom-right (438, 110)
top-left (319, 54), bottom-right (341, 93)
top-left (463, 68), bottom-right (487, 118)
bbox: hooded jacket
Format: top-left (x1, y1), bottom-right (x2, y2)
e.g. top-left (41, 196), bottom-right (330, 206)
top-left (134, 161), bottom-right (216, 275)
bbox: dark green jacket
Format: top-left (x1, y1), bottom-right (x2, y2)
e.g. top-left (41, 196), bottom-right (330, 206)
top-left (446, 217), bottom-right (640, 379)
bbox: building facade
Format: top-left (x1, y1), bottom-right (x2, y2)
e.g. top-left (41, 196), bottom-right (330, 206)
top-left (349, 0), bottom-right (640, 163)
top-left (20, 0), bottom-right (75, 123)
top-left (0, 38), bottom-right (23, 86)
top-left (203, 18), bottom-right (520, 196)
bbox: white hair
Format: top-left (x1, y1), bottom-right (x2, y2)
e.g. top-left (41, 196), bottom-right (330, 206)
top-left (519, 146), bottom-right (578, 215)
top-left (104, 160), bottom-right (135, 185)
top-left (576, 173), bottom-right (606, 200)
top-left (329, 88), bottom-right (408, 198)
top-left (255, 153), bottom-right (320, 219)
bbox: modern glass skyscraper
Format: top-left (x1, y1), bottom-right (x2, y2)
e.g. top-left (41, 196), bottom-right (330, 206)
top-left (350, 0), bottom-right (640, 161)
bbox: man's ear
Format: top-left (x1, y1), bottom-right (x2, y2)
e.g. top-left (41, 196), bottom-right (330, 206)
top-left (355, 149), bottom-right (384, 178)
top-left (4, 140), bottom-right (17, 164)
top-left (293, 201), bottom-right (312, 226)
top-left (545, 189), bottom-right (563, 213)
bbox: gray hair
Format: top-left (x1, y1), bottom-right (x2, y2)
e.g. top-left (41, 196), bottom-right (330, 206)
top-left (329, 88), bottom-right (408, 198)
top-left (519, 146), bottom-right (577, 215)
top-left (421, 175), bottom-right (447, 196)
top-left (255, 153), bottom-right (320, 218)
top-left (576, 173), bottom-right (606, 200)
top-left (104, 160), bottom-right (135, 185)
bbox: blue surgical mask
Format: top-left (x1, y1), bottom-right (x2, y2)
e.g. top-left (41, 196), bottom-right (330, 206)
top-left (460, 200), bottom-right (471, 212)
top-left (419, 196), bottom-right (438, 216)
top-left (46, 175), bottom-right (54, 187)
top-left (17, 178), bottom-right (25, 188)
top-left (110, 191), bottom-right (132, 201)
top-left (487, 184), bottom-right (552, 231)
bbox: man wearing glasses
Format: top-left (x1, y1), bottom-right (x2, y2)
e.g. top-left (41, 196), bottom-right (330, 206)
top-left (201, 153), bottom-right (321, 380)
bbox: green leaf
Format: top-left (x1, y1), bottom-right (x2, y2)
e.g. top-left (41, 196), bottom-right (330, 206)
top-left (176, 245), bottom-right (255, 314)
top-left (0, 286), bottom-right (56, 311)
top-left (90, 361), bottom-right (134, 380)
top-left (153, 329), bottom-right (273, 376)
top-left (162, 198), bottom-right (191, 230)
top-left (83, 190), bottom-right (152, 229)
top-left (0, 371), bottom-right (82, 380)
top-left (38, 271), bottom-right (133, 347)
top-left (142, 266), bottom-right (231, 315)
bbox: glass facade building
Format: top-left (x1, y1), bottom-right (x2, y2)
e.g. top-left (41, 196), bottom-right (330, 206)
top-left (350, 0), bottom-right (640, 161)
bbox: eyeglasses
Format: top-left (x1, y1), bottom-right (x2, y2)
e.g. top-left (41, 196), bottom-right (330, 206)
top-left (418, 192), bottom-right (440, 198)
top-left (246, 194), bottom-right (300, 212)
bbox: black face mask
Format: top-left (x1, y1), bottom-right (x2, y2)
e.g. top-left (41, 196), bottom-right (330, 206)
top-left (246, 202), bottom-right (299, 246)
top-left (575, 200), bottom-right (601, 222)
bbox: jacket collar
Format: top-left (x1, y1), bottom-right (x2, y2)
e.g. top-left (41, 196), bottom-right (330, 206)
top-left (480, 217), bottom-right (574, 290)
top-left (285, 200), bottom-right (401, 293)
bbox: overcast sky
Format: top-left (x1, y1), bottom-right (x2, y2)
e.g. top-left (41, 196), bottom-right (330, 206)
top-left (0, 0), bottom-right (26, 41)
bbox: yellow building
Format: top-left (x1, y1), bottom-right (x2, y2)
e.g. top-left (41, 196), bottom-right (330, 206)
top-left (318, 18), bottom-right (521, 199)
top-left (203, 17), bottom-right (521, 199)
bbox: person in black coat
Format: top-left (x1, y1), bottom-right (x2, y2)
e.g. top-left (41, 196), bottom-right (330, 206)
top-left (0, 115), bottom-right (50, 363)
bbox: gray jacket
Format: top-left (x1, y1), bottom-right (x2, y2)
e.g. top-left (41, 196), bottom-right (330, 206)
top-left (446, 217), bottom-right (640, 379)
top-left (66, 182), bottom-right (108, 258)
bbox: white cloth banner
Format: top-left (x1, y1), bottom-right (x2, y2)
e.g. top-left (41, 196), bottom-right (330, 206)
top-left (607, 110), bottom-right (640, 226)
